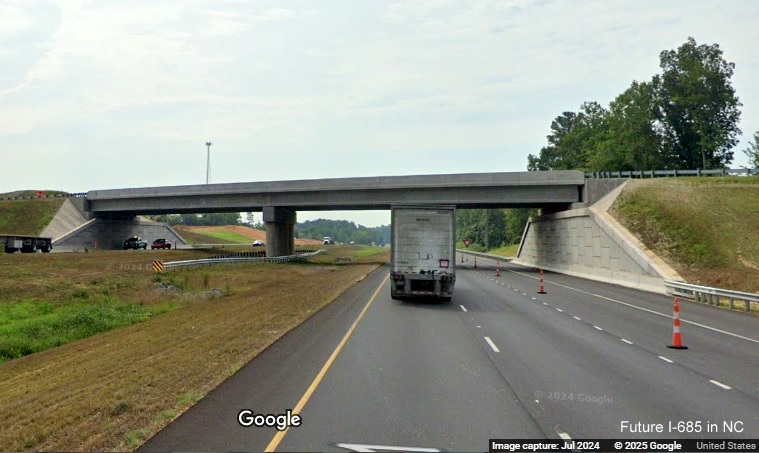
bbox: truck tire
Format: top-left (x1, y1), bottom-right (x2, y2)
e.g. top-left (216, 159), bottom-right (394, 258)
top-left (4, 247), bottom-right (15, 254)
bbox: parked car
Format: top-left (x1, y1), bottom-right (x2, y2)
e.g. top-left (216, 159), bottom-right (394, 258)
top-left (323, 236), bottom-right (334, 245)
top-left (151, 238), bottom-right (172, 249)
top-left (124, 236), bottom-right (147, 250)
top-left (252, 240), bottom-right (265, 247)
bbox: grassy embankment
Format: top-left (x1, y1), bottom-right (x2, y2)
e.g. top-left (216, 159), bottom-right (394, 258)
top-left (611, 177), bottom-right (759, 296)
top-left (0, 246), bottom-right (388, 451)
top-left (0, 197), bottom-right (65, 236)
top-left (455, 240), bottom-right (520, 257)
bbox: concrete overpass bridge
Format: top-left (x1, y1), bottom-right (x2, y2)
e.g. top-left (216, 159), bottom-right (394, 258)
top-left (82, 170), bottom-right (602, 256)
top-left (44, 170), bottom-right (675, 293)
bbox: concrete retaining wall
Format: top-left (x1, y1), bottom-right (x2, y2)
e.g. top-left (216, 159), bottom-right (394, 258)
top-left (40, 199), bottom-right (89, 239)
top-left (514, 181), bottom-right (682, 294)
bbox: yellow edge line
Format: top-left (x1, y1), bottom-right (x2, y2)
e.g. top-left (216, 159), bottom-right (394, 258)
top-left (264, 273), bottom-right (390, 452)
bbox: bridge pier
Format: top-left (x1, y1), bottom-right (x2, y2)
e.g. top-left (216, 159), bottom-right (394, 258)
top-left (264, 207), bottom-right (295, 257)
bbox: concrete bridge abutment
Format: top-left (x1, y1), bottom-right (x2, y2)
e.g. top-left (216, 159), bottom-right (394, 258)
top-left (264, 207), bottom-right (296, 257)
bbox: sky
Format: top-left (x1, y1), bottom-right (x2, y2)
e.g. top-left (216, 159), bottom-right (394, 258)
top-left (1, 0), bottom-right (758, 227)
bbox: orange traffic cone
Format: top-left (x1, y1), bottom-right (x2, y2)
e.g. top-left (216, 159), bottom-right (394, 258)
top-left (495, 261), bottom-right (501, 277)
top-left (537, 269), bottom-right (547, 294)
top-left (667, 298), bottom-right (688, 349)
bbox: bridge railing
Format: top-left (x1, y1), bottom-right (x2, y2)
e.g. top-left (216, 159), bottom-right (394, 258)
top-left (585, 168), bottom-right (758, 179)
top-left (664, 280), bottom-right (759, 313)
top-left (161, 250), bottom-right (325, 271)
top-left (0, 192), bottom-right (87, 201)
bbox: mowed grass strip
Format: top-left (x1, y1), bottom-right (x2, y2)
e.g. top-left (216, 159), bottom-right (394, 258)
top-left (308, 244), bottom-right (390, 264)
top-left (486, 244), bottom-right (520, 257)
top-left (186, 229), bottom-right (251, 244)
top-left (611, 177), bottom-right (759, 294)
top-left (0, 250), bottom-right (380, 451)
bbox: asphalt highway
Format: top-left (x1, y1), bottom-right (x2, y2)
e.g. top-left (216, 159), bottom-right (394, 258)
top-left (140, 259), bottom-right (759, 452)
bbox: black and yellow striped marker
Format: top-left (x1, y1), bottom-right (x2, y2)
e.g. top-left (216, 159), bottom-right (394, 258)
top-left (153, 260), bottom-right (164, 273)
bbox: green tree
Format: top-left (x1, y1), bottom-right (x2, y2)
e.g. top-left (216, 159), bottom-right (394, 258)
top-left (527, 111), bottom-right (581, 171)
top-left (602, 79), bottom-right (669, 170)
top-left (657, 37), bottom-right (742, 169)
top-left (455, 209), bottom-right (506, 249)
top-left (527, 103), bottom-right (610, 172)
top-left (742, 131), bottom-right (759, 169)
top-left (503, 208), bottom-right (537, 244)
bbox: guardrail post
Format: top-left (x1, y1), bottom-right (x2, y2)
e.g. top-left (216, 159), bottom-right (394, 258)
top-left (728, 297), bottom-right (734, 310)
top-left (746, 300), bottom-right (751, 313)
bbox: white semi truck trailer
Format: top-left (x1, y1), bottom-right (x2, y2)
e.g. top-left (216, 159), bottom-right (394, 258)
top-left (390, 206), bottom-right (456, 301)
top-left (1, 234), bottom-right (53, 253)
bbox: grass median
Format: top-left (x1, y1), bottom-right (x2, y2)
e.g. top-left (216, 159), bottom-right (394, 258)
top-left (0, 248), bottom-right (385, 451)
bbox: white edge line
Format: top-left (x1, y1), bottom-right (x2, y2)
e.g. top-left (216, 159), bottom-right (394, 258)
top-left (573, 316), bottom-right (581, 321)
top-left (506, 269), bottom-right (759, 344)
top-left (658, 356), bottom-right (674, 363)
top-left (558, 432), bottom-right (572, 440)
top-left (460, 305), bottom-right (467, 312)
top-left (484, 336), bottom-right (500, 353)
top-left (709, 379), bottom-right (732, 390)
top-left (622, 339), bottom-right (633, 345)
top-left (593, 325), bottom-right (603, 331)
top-left (556, 308), bottom-right (563, 312)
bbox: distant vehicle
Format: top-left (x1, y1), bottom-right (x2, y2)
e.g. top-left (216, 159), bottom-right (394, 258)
top-left (151, 238), bottom-right (172, 249)
top-left (124, 236), bottom-right (147, 250)
top-left (252, 240), bottom-right (265, 247)
top-left (390, 206), bottom-right (456, 301)
top-left (323, 237), bottom-right (334, 245)
top-left (350, 241), bottom-right (355, 244)
top-left (2, 234), bottom-right (52, 253)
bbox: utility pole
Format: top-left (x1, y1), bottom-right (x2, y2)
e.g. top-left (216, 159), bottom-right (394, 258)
top-left (205, 141), bottom-right (212, 184)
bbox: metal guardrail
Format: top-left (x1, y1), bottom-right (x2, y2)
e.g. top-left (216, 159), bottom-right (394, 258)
top-left (161, 249), bottom-right (326, 270)
top-left (664, 280), bottom-right (759, 312)
top-left (457, 249), bottom-right (514, 262)
top-left (585, 168), bottom-right (758, 179)
top-left (206, 249), bottom-right (321, 259)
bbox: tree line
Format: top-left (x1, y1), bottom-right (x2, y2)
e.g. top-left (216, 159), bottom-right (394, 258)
top-left (455, 208), bottom-right (538, 249)
top-left (458, 37), bottom-right (758, 251)
top-left (295, 219), bottom-right (390, 245)
top-left (527, 37), bottom-right (756, 172)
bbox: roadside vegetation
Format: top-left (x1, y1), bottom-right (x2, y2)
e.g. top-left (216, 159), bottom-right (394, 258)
top-left (0, 247), bottom-right (384, 451)
top-left (185, 229), bottom-right (250, 244)
top-left (0, 198), bottom-right (65, 236)
top-left (485, 244), bottom-right (520, 257)
top-left (611, 177), bottom-right (759, 293)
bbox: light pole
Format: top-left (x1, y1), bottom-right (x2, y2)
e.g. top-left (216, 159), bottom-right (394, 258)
top-left (205, 141), bottom-right (212, 184)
